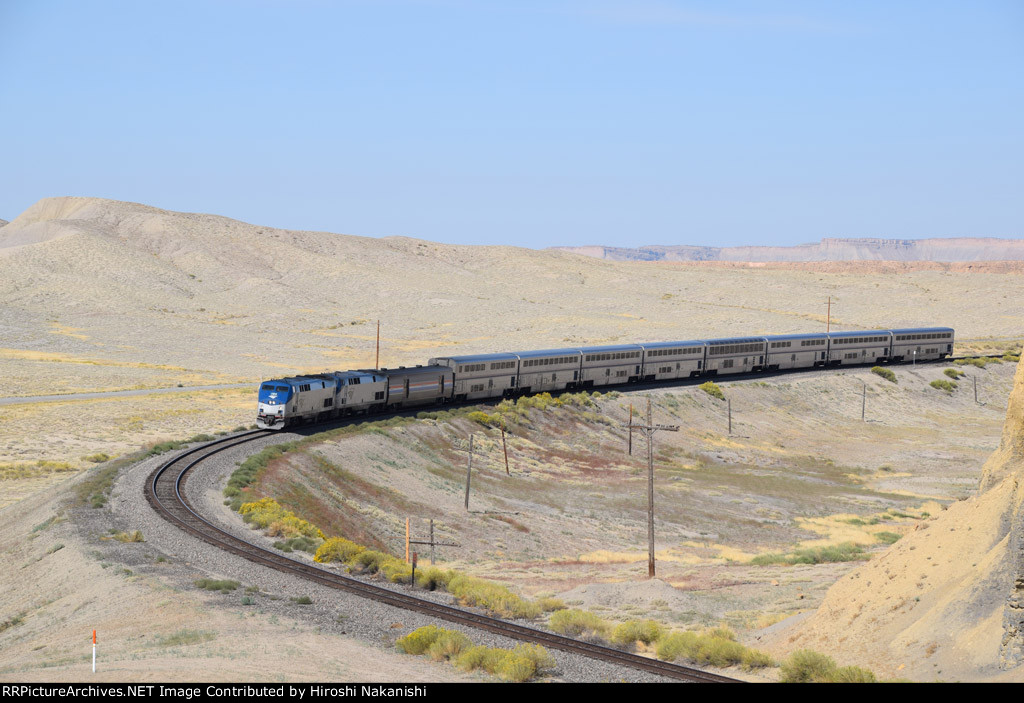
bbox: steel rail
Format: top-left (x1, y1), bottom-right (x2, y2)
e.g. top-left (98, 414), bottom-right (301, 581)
top-left (145, 431), bottom-right (740, 683)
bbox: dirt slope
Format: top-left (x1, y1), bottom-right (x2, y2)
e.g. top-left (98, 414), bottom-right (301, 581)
top-left (768, 356), bottom-right (1024, 681)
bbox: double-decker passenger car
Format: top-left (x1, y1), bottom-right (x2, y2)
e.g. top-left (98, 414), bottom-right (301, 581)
top-left (579, 344), bottom-right (644, 387)
top-left (889, 327), bottom-right (955, 363)
top-left (704, 337), bottom-right (767, 375)
top-left (764, 333), bottom-right (828, 370)
top-left (639, 341), bottom-right (706, 381)
top-left (826, 330), bottom-right (893, 366)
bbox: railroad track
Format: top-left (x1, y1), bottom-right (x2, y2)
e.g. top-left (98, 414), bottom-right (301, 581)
top-left (144, 430), bottom-right (740, 683)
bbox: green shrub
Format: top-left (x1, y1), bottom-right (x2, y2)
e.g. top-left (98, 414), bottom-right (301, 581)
top-left (84, 453), bottom-right (110, 463)
top-left (536, 597), bottom-right (567, 612)
top-left (314, 537), bottom-right (366, 564)
top-left (929, 379), bottom-right (957, 392)
top-left (415, 566), bottom-right (456, 591)
top-left (510, 643), bottom-right (556, 673)
top-left (751, 542), bottom-right (867, 566)
top-left (396, 626), bottom-right (443, 655)
top-left (657, 631), bottom-right (699, 662)
top-left (426, 630), bottom-right (472, 662)
top-left (741, 648), bottom-right (776, 670)
top-left (829, 665), bottom-right (878, 683)
top-left (699, 381), bottom-right (725, 400)
top-left (871, 366), bottom-right (897, 383)
top-left (194, 579), bottom-right (240, 593)
top-left (548, 609), bottom-right (608, 639)
top-left (780, 649), bottom-right (838, 683)
top-left (943, 368), bottom-right (964, 379)
top-left (611, 619), bottom-right (666, 646)
top-left (291, 596), bottom-right (312, 605)
top-left (875, 531), bottom-right (901, 544)
top-left (448, 574), bottom-right (541, 619)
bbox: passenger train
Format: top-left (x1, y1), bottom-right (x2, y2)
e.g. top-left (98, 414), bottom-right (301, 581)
top-left (256, 327), bottom-right (954, 429)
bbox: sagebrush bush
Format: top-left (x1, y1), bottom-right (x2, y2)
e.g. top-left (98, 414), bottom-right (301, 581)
top-left (929, 379), bottom-right (957, 392)
top-left (780, 649), bottom-right (838, 683)
top-left (239, 498), bottom-right (324, 540)
top-left (871, 366), bottom-right (897, 383)
top-left (415, 566), bottom-right (456, 591)
top-left (611, 619), bottom-right (666, 646)
top-left (426, 630), bottom-right (472, 662)
top-left (698, 381), bottom-right (725, 400)
top-left (548, 609), bottom-right (608, 639)
top-left (751, 542), bottom-right (867, 566)
top-left (943, 368), bottom-right (964, 379)
top-left (448, 574), bottom-right (540, 619)
top-left (314, 537), bottom-right (365, 564)
top-left (396, 626), bottom-right (443, 655)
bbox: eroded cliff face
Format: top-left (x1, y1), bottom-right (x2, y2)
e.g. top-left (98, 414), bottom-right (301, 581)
top-left (773, 357), bottom-right (1024, 680)
top-left (986, 358), bottom-right (1024, 664)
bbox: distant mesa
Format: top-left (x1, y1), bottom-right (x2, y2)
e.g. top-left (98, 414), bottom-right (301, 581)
top-left (552, 237), bottom-right (1024, 262)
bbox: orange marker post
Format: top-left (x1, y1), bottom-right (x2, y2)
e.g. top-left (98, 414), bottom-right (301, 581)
top-left (92, 629), bottom-right (96, 673)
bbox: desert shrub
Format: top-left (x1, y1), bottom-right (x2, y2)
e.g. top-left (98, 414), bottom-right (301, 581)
top-left (954, 357), bottom-right (1001, 368)
top-left (871, 366), bottom-right (897, 383)
top-left (426, 630), bottom-right (473, 662)
top-left (780, 649), bottom-right (839, 683)
top-left (929, 379), bottom-right (957, 392)
top-left (238, 497), bottom-right (324, 540)
top-left (657, 632), bottom-right (700, 662)
top-left (698, 381), bottom-right (725, 400)
top-left (741, 648), bottom-right (776, 670)
top-left (415, 566), bottom-right (456, 591)
top-left (548, 609), bottom-right (609, 639)
top-left (705, 626), bottom-right (737, 641)
top-left (751, 542), bottom-right (867, 566)
top-left (84, 453), bottom-right (110, 463)
top-left (611, 619), bottom-right (666, 646)
top-left (112, 530), bottom-right (145, 543)
top-left (692, 635), bottom-right (746, 667)
top-left (396, 626), bottom-right (443, 655)
top-left (536, 597), bottom-right (567, 612)
top-left (875, 531), bottom-right (901, 544)
top-left (194, 579), bottom-right (240, 593)
top-left (350, 550), bottom-right (412, 583)
top-left (447, 574), bottom-right (540, 619)
top-left (452, 645), bottom-right (545, 682)
top-left (467, 411), bottom-right (499, 427)
top-left (944, 368), bottom-right (964, 379)
top-left (1004, 351), bottom-right (1021, 362)
top-left (829, 665), bottom-right (878, 682)
top-left (314, 537), bottom-right (366, 564)
top-left (511, 643), bottom-right (556, 673)
top-left (290, 596), bottom-right (312, 605)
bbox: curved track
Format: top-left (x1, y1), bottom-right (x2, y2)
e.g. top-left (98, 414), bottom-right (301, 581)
top-left (144, 430), bottom-right (740, 683)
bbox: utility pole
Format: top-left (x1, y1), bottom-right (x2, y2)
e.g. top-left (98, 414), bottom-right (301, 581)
top-left (862, 381), bottom-right (866, 421)
top-left (628, 404), bottom-right (633, 455)
top-left (826, 296), bottom-right (831, 333)
top-left (621, 396), bottom-right (679, 579)
top-left (408, 518), bottom-right (460, 565)
top-left (501, 424), bottom-right (510, 476)
top-left (464, 434), bottom-right (474, 510)
top-left (728, 398), bottom-right (732, 435)
top-left (375, 320), bottom-right (380, 369)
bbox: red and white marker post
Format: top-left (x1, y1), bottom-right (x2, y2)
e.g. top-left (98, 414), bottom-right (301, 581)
top-left (92, 630), bottom-right (96, 673)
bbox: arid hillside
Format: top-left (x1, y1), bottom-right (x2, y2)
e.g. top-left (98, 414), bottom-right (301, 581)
top-left (770, 356), bottom-right (1024, 681)
top-left (1, 197), bottom-right (1022, 395)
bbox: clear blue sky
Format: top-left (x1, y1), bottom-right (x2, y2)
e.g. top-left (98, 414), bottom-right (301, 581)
top-left (1, 1), bottom-right (1021, 247)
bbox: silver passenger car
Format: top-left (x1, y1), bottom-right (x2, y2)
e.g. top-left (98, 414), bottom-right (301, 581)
top-left (889, 327), bottom-right (954, 362)
top-left (428, 352), bottom-right (519, 401)
top-left (704, 337), bottom-right (766, 375)
top-left (826, 330), bottom-right (894, 365)
top-left (639, 340), bottom-right (706, 381)
top-left (381, 365), bottom-right (453, 408)
top-left (514, 348), bottom-right (582, 394)
top-left (579, 344), bottom-right (644, 387)
top-left (764, 333), bottom-right (828, 370)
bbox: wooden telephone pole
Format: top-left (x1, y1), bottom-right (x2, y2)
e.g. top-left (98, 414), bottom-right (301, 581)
top-left (621, 397), bottom-right (679, 579)
top-left (375, 320), bottom-right (380, 369)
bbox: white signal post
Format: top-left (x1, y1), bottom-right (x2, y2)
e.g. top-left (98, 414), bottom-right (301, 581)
top-left (92, 629), bottom-right (96, 673)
